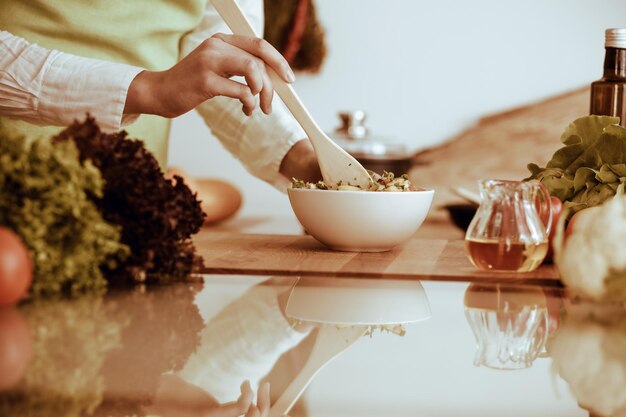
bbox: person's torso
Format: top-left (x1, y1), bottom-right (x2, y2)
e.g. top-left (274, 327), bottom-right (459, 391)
top-left (0, 0), bottom-right (206, 165)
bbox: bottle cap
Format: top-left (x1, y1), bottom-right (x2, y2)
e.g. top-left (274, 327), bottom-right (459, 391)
top-left (605, 29), bottom-right (626, 49)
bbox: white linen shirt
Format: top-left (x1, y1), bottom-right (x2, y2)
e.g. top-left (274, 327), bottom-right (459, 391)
top-left (178, 285), bottom-right (310, 402)
top-left (0, 0), bottom-right (306, 188)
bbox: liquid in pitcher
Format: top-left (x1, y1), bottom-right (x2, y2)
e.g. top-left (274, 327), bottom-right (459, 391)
top-left (465, 238), bottom-right (548, 272)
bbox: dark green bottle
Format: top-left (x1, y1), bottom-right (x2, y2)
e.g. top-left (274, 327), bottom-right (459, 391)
top-left (590, 29), bottom-right (626, 126)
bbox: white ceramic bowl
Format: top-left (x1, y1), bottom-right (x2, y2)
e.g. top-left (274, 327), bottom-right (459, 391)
top-left (285, 277), bottom-right (431, 326)
top-left (287, 188), bottom-right (435, 252)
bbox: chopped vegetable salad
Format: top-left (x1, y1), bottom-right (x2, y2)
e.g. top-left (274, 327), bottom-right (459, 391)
top-left (292, 171), bottom-right (419, 192)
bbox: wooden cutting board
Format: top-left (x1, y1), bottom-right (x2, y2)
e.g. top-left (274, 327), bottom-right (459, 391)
top-left (195, 231), bottom-right (561, 286)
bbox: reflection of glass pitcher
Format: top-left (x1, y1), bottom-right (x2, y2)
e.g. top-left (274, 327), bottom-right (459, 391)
top-left (464, 284), bottom-right (549, 370)
top-left (465, 179), bottom-right (553, 272)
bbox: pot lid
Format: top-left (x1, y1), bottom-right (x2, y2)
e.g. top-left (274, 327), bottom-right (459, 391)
top-left (329, 111), bottom-right (411, 160)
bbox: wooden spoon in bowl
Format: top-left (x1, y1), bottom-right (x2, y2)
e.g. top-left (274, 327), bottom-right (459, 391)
top-left (211, 0), bottom-right (372, 189)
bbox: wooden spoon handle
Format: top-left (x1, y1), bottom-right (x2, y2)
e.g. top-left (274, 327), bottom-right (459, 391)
top-left (268, 325), bottom-right (365, 417)
top-left (210, 0), bottom-right (325, 141)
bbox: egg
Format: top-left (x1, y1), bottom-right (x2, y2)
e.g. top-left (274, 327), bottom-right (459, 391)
top-left (195, 179), bottom-right (243, 225)
top-left (165, 167), bottom-right (242, 225)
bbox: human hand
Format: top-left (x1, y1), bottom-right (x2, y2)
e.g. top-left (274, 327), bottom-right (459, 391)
top-left (279, 140), bottom-right (321, 184)
top-left (150, 377), bottom-right (270, 417)
top-left (208, 380), bottom-right (270, 417)
top-left (125, 34), bottom-right (296, 118)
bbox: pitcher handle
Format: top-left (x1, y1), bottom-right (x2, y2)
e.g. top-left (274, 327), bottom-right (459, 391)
top-left (534, 181), bottom-right (553, 235)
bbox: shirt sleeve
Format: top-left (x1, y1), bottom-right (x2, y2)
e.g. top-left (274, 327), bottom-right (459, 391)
top-left (0, 31), bottom-right (144, 132)
top-left (180, 0), bottom-right (307, 189)
top-left (177, 285), bottom-right (310, 403)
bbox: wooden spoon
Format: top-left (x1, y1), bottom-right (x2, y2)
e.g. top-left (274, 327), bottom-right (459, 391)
top-left (268, 325), bottom-right (366, 417)
top-left (211, 0), bottom-right (372, 189)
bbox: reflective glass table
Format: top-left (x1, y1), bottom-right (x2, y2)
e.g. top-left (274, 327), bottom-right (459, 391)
top-left (0, 274), bottom-right (620, 417)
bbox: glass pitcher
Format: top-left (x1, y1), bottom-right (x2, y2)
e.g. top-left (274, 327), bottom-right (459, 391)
top-left (465, 180), bottom-right (552, 272)
top-left (464, 284), bottom-right (549, 370)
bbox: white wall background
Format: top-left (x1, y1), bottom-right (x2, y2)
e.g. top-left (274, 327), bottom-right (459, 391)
top-left (169, 0), bottom-right (626, 218)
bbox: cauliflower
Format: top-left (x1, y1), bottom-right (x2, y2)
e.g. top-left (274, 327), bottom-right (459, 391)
top-left (554, 192), bottom-right (626, 300)
top-left (549, 303), bottom-right (626, 416)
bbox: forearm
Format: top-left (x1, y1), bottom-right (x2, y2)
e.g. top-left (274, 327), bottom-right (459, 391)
top-left (279, 139), bottom-right (322, 183)
top-left (195, 93), bottom-right (322, 187)
top-left (178, 285), bottom-right (311, 403)
top-left (123, 70), bottom-right (161, 116)
top-left (0, 31), bottom-right (143, 132)
top-left (180, 0), bottom-right (321, 188)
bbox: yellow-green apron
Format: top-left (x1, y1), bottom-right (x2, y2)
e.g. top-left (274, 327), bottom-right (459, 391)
top-left (0, 0), bottom-right (206, 166)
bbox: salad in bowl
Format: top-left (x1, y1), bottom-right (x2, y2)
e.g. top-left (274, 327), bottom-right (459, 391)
top-left (288, 171), bottom-right (434, 252)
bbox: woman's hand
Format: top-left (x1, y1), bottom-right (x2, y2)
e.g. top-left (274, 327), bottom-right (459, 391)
top-left (125, 33), bottom-right (296, 118)
top-left (209, 381), bottom-right (270, 417)
top-left (150, 377), bottom-right (270, 417)
top-left (279, 140), bottom-right (322, 184)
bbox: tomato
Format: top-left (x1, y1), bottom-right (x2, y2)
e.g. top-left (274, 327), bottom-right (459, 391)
top-left (0, 308), bottom-right (32, 390)
top-left (565, 205), bottom-right (601, 240)
top-left (544, 196), bottom-right (564, 262)
top-left (565, 211), bottom-right (581, 240)
top-left (548, 196), bottom-right (564, 236)
top-left (0, 228), bottom-right (32, 307)
top-left (539, 285), bottom-right (563, 334)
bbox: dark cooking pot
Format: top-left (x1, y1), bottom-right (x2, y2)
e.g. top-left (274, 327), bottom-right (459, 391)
top-left (329, 111), bottom-right (419, 175)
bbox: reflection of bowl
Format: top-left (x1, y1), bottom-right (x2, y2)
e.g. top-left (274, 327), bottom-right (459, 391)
top-left (285, 277), bottom-right (431, 326)
top-left (287, 188), bottom-right (434, 252)
top-left (443, 203), bottom-right (478, 231)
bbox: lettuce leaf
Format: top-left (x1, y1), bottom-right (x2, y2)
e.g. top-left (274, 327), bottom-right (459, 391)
top-left (527, 116), bottom-right (626, 217)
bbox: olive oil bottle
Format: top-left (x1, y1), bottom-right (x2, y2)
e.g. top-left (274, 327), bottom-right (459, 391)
top-left (590, 29), bottom-right (626, 125)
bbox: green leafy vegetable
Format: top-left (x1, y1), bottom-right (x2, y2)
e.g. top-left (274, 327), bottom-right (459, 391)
top-left (0, 116), bottom-right (206, 296)
top-left (0, 282), bottom-right (204, 417)
top-left (0, 296), bottom-right (123, 417)
top-left (527, 115), bottom-right (626, 216)
top-left (95, 283), bottom-right (204, 416)
top-left (54, 117), bottom-right (206, 285)
top-left (0, 125), bottom-right (128, 296)
top-left (292, 171), bottom-right (417, 191)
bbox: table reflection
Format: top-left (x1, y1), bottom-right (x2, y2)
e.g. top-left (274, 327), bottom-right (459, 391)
top-left (1, 277), bottom-right (626, 417)
top-left (0, 283), bottom-right (206, 417)
top-left (0, 277), bottom-right (432, 417)
top-left (462, 283), bottom-right (626, 417)
top-left (463, 284), bottom-right (554, 370)
top-left (269, 277), bottom-right (431, 417)
top-left (178, 278), bottom-right (311, 403)
top-left (0, 307), bottom-right (31, 392)
top-left (549, 301), bottom-right (626, 417)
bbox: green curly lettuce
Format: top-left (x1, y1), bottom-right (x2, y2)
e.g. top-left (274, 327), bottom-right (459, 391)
top-left (54, 118), bottom-right (206, 284)
top-left (0, 282), bottom-right (204, 417)
top-left (0, 126), bottom-right (129, 296)
top-left (0, 296), bottom-right (124, 417)
top-left (527, 115), bottom-right (626, 217)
